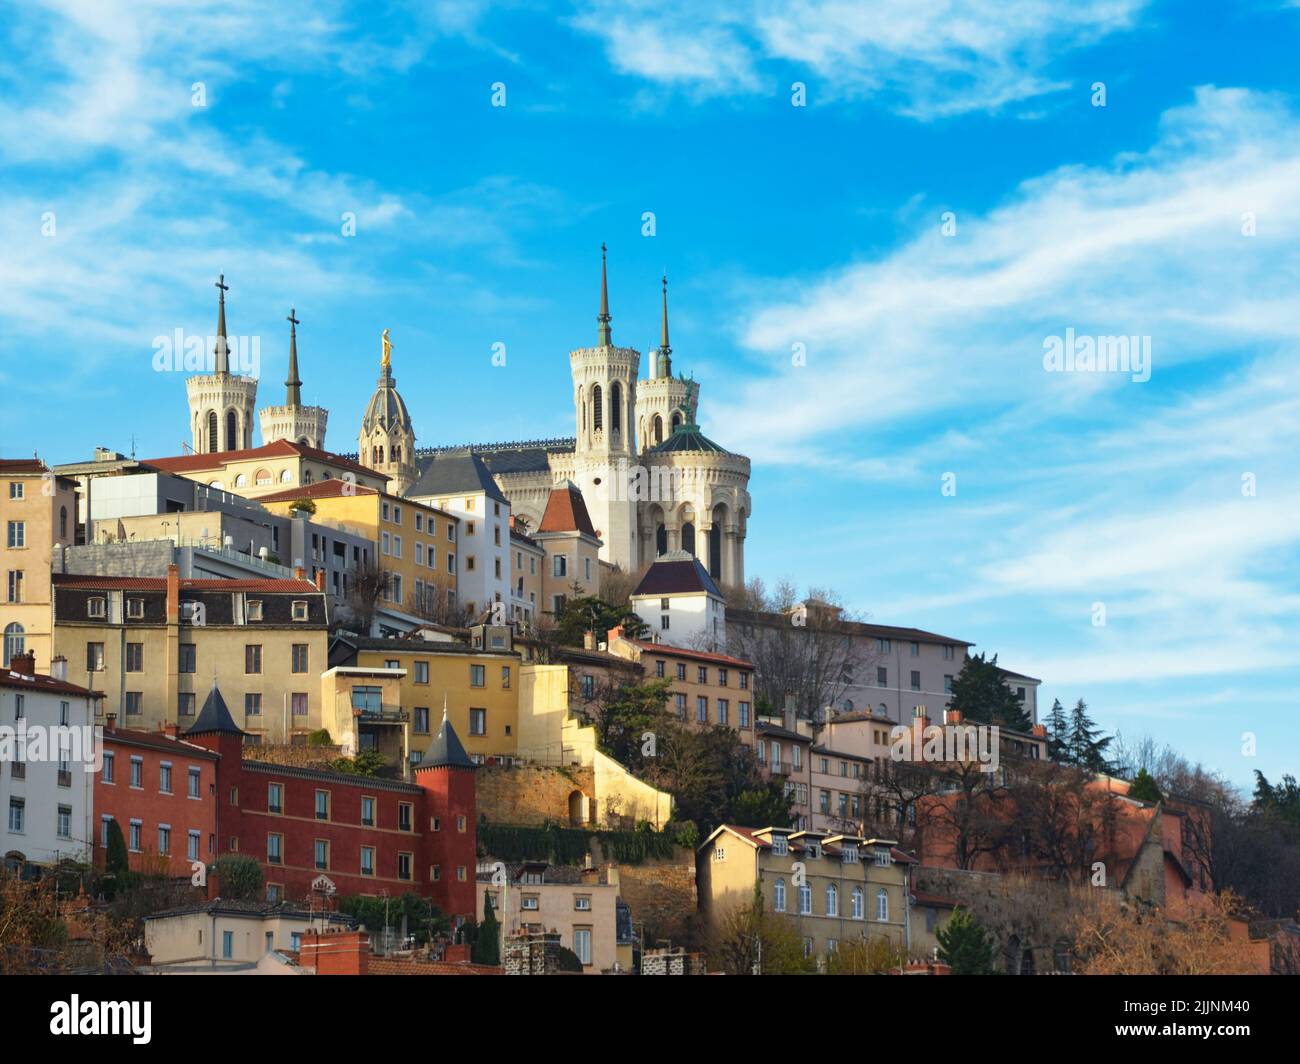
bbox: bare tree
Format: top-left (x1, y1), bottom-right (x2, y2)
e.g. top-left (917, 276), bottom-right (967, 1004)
top-left (340, 559), bottom-right (390, 635)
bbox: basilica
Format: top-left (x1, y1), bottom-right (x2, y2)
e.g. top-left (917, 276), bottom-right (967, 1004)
top-left (184, 248), bottom-right (752, 585)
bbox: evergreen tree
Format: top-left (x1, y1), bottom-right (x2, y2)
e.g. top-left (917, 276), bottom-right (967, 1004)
top-left (1045, 698), bottom-right (1071, 762)
top-left (1067, 698), bottom-right (1113, 774)
top-left (947, 652), bottom-right (1032, 731)
top-left (935, 908), bottom-right (996, 975)
top-left (1128, 767), bottom-right (1162, 804)
top-left (472, 890), bottom-right (501, 966)
top-left (104, 818), bottom-right (129, 880)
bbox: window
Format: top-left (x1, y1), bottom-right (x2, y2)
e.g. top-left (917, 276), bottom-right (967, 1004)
top-left (315, 839), bottom-right (330, 870)
top-left (717, 699), bottom-right (729, 725)
top-left (5, 570), bottom-right (21, 603)
top-left (718, 668), bottom-right (728, 687)
top-left (130, 757), bottom-right (143, 788)
top-left (315, 790), bottom-right (330, 820)
top-left (852, 887), bottom-right (864, 920)
top-left (159, 763), bottom-right (173, 794)
top-left (774, 879), bottom-right (787, 912)
top-left (826, 883), bottom-right (838, 917)
top-left (573, 928), bottom-right (592, 966)
top-left (574, 895), bottom-right (592, 911)
top-left (877, 667), bottom-right (887, 687)
top-left (8, 797), bottom-right (24, 833)
top-left (943, 645), bottom-right (956, 661)
top-left (129, 820), bottom-right (142, 852)
top-left (86, 642), bottom-right (105, 672)
top-left (739, 701), bottom-right (750, 727)
top-left (178, 692), bottom-right (195, 717)
top-left (675, 663), bottom-right (686, 681)
top-left (798, 885), bottom-right (812, 915)
top-left (291, 644), bottom-right (309, 673)
top-left (771, 835), bottom-right (788, 856)
top-left (674, 692), bottom-right (686, 718)
top-left (696, 696), bottom-right (707, 723)
top-left (268, 784), bottom-right (283, 814)
top-left (247, 600), bottom-right (263, 622)
top-left (179, 643), bottom-right (196, 673)
top-left (361, 846), bottom-right (375, 876)
top-left (470, 664), bottom-right (485, 687)
top-left (245, 644), bottom-right (263, 674)
top-left (222, 931), bottom-right (233, 960)
top-left (361, 796), bottom-right (375, 826)
top-left (7, 521), bottom-right (26, 548)
top-left (877, 638), bottom-right (891, 653)
top-left (398, 852), bottom-right (412, 881)
top-left (414, 707), bottom-right (429, 733)
top-left (414, 661), bottom-right (429, 684)
top-left (122, 642), bottom-right (144, 672)
top-left (245, 692), bottom-right (261, 717)
top-left (911, 670), bottom-right (921, 691)
top-left (292, 600), bottom-right (309, 622)
top-left (842, 844), bottom-right (859, 864)
top-left (102, 751), bottom-right (115, 783)
top-left (267, 833), bottom-right (283, 864)
top-left (8, 481), bottom-right (22, 499)
top-left (398, 803), bottom-right (413, 832)
top-left (654, 660), bottom-right (665, 678)
top-left (876, 888), bottom-right (889, 922)
top-left (943, 674), bottom-right (954, 694)
top-left (501, 666), bottom-right (511, 689)
top-left (552, 554), bottom-right (567, 578)
top-left (188, 831), bottom-right (201, 861)
top-left (697, 666), bottom-right (708, 684)
top-left (157, 824), bottom-right (170, 854)
top-left (291, 692), bottom-right (308, 716)
top-left (188, 766), bottom-right (201, 798)
top-left (470, 708), bottom-right (486, 736)
top-left (2, 623), bottom-right (24, 667)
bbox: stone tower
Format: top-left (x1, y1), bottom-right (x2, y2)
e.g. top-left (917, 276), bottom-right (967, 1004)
top-left (569, 244), bottom-right (640, 570)
top-left (635, 274), bottom-right (699, 451)
top-left (186, 275), bottom-right (258, 454)
top-left (259, 308), bottom-right (329, 449)
top-left (358, 328), bottom-right (418, 495)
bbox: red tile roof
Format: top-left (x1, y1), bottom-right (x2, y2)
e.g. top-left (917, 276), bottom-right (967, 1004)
top-left (366, 957), bottom-right (503, 976)
top-left (626, 638), bottom-right (753, 670)
top-left (254, 480), bottom-right (382, 503)
top-left (52, 574), bottom-right (321, 593)
top-left (0, 458), bottom-right (48, 474)
top-left (101, 726), bottom-right (219, 759)
top-left (143, 440), bottom-right (380, 481)
top-left (0, 669), bottom-right (104, 698)
top-left (538, 483), bottom-right (597, 537)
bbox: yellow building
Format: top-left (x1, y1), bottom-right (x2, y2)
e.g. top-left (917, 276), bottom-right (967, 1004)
top-left (145, 439), bottom-right (388, 500)
top-left (329, 632), bottom-right (520, 764)
top-left (50, 566), bottom-right (330, 741)
top-left (697, 824), bottom-right (914, 968)
top-left (2, 458), bottom-right (78, 671)
top-left (607, 629), bottom-right (756, 733)
top-left (320, 664), bottom-right (412, 766)
top-left (258, 480), bottom-right (458, 620)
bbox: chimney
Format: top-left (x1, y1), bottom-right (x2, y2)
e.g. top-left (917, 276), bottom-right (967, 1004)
top-left (606, 624), bottom-right (623, 643)
top-left (162, 721), bottom-right (179, 738)
top-left (299, 930), bottom-right (371, 976)
top-left (1031, 723), bottom-right (1047, 738)
top-left (105, 713), bottom-right (117, 733)
top-left (583, 630), bottom-right (596, 651)
top-left (206, 866), bottom-right (220, 901)
top-left (294, 565), bottom-right (306, 581)
top-left (944, 708), bottom-right (962, 725)
top-left (911, 705), bottom-right (930, 762)
top-left (166, 563), bottom-right (180, 623)
top-left (8, 650), bottom-right (35, 677)
top-left (314, 569), bottom-right (326, 592)
top-left (50, 655), bottom-right (68, 682)
top-left (443, 942), bottom-right (471, 964)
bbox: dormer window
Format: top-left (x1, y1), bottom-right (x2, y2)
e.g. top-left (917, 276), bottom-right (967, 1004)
top-left (247, 600), bottom-right (263, 622)
top-left (87, 597), bottom-right (106, 619)
top-left (805, 841), bottom-right (820, 859)
top-left (771, 836), bottom-right (788, 857)
top-left (842, 845), bottom-right (859, 864)
top-left (291, 600), bottom-right (309, 622)
top-left (126, 598), bottom-right (144, 620)
top-left (874, 848), bottom-right (892, 867)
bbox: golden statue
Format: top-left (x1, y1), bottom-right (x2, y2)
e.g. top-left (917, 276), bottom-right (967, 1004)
top-left (381, 327), bottom-right (392, 368)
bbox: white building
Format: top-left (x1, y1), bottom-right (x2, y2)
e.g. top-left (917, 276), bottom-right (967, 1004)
top-left (629, 551), bottom-right (727, 652)
top-left (0, 653), bottom-right (101, 871)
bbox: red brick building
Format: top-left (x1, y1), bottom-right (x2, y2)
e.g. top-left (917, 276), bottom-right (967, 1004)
top-left (94, 718), bottom-right (219, 877)
top-left (184, 682), bottom-right (477, 922)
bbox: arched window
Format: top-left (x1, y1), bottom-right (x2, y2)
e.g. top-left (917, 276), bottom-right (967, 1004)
top-left (254, 469), bottom-right (272, 487)
top-left (234, 474), bottom-right (248, 488)
top-left (59, 506), bottom-right (68, 541)
top-left (876, 888), bottom-right (889, 922)
top-left (708, 524), bottom-right (722, 579)
top-left (610, 382), bottom-right (622, 432)
top-left (3, 623), bottom-right (25, 667)
top-left (655, 524), bottom-right (667, 557)
top-left (279, 469), bottom-right (292, 483)
top-left (826, 883), bottom-right (838, 917)
top-left (653, 414), bottom-right (663, 444)
top-left (671, 411), bottom-right (682, 430)
top-left (592, 384), bottom-right (603, 431)
top-left (392, 445), bottom-right (402, 464)
top-left (225, 410), bottom-right (238, 451)
top-left (681, 521), bottom-right (695, 556)
top-left (207, 411), bottom-right (219, 453)
top-left (774, 878), bottom-right (786, 913)
top-left (303, 470), bottom-right (313, 485)
top-left (851, 886), bottom-right (863, 920)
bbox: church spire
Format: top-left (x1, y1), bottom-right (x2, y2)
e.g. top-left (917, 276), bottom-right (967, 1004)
top-left (657, 273), bottom-right (672, 378)
top-left (597, 242), bottom-right (612, 347)
top-left (285, 308), bottom-right (302, 407)
top-left (213, 274), bottom-right (230, 375)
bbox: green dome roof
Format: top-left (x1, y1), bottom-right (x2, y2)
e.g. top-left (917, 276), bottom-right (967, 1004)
top-left (649, 422), bottom-right (727, 454)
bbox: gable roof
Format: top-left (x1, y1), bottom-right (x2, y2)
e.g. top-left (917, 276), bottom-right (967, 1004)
top-left (187, 683), bottom-right (244, 737)
top-left (624, 638), bottom-right (753, 669)
top-left (537, 483), bottom-right (597, 537)
top-left (632, 553), bottom-right (721, 598)
top-left (408, 450), bottom-right (508, 504)
top-left (255, 480), bottom-right (382, 503)
top-left (143, 440), bottom-right (379, 481)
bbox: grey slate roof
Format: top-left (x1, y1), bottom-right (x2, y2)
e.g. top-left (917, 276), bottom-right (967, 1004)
top-left (409, 449), bottom-right (509, 504)
top-left (419, 711), bottom-right (474, 770)
top-left (633, 552), bottom-right (722, 599)
top-left (187, 683), bottom-right (243, 737)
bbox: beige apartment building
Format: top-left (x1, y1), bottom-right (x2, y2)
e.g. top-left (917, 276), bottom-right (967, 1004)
top-left (477, 861), bottom-right (629, 973)
top-left (532, 483), bottom-right (602, 616)
top-left (698, 825), bottom-right (915, 968)
top-left (50, 566), bottom-right (330, 741)
top-left (2, 459), bottom-right (78, 671)
top-left (508, 523), bottom-right (544, 629)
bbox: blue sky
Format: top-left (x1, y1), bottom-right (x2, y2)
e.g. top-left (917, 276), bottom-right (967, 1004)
top-left (2, 1), bottom-right (1298, 790)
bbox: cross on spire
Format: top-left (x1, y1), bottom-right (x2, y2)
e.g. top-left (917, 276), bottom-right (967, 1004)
top-left (213, 274), bottom-right (230, 375)
top-left (285, 308), bottom-right (302, 406)
top-left (657, 272), bottom-right (672, 378)
top-left (597, 242), bottom-right (612, 347)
